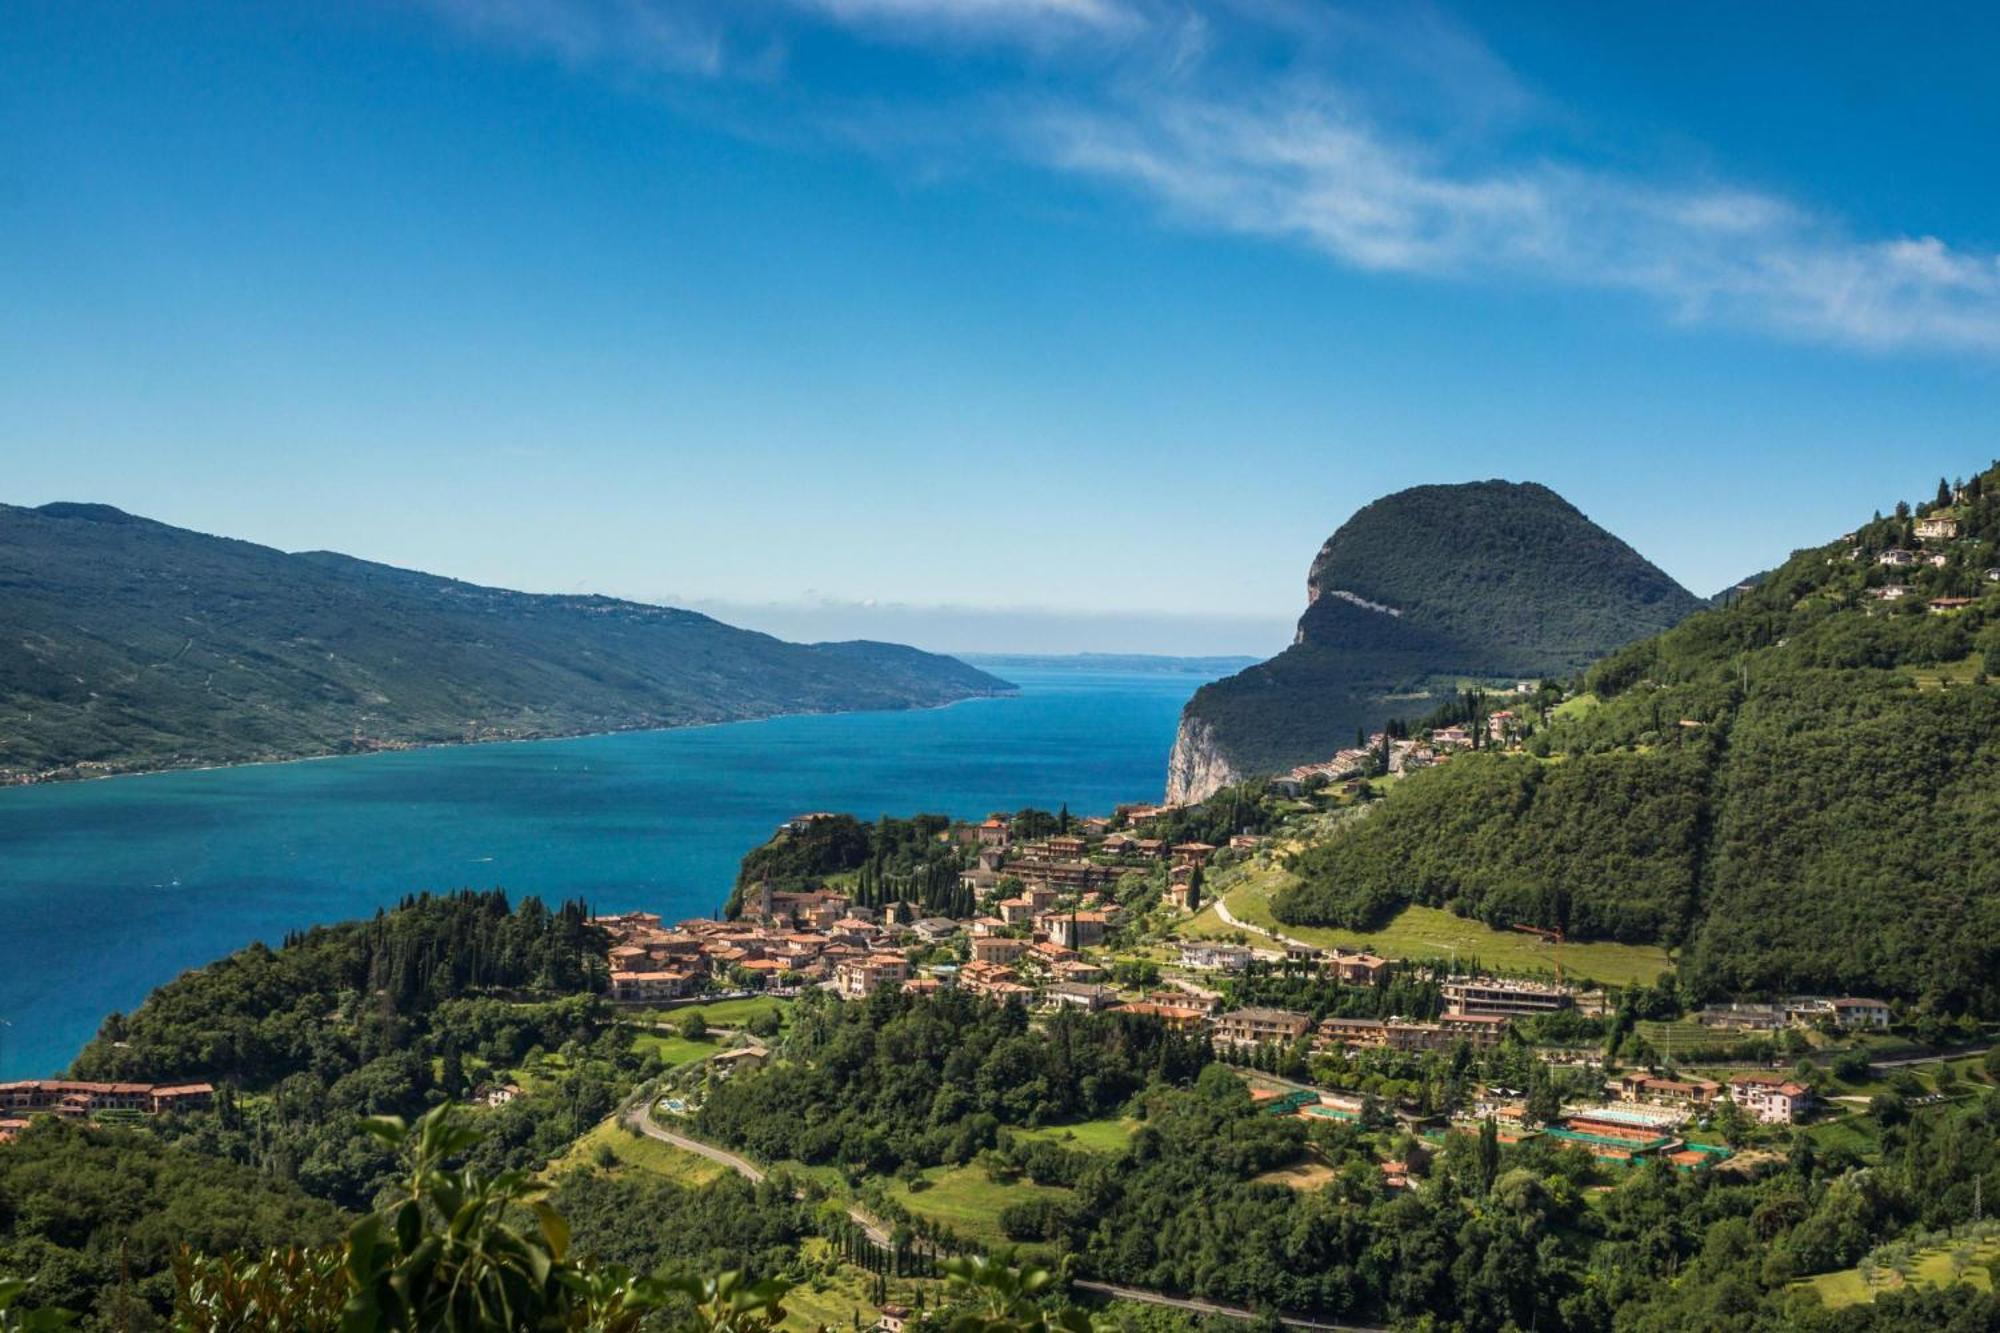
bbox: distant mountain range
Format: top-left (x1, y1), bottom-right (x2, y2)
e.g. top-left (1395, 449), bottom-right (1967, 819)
top-left (0, 502), bottom-right (1011, 781)
top-left (1167, 481), bottom-right (1702, 801)
top-left (959, 653), bottom-right (1263, 675)
top-left (1274, 463), bottom-right (2000, 1007)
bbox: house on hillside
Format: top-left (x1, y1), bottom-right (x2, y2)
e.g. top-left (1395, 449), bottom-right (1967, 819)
top-left (972, 936), bottom-right (1027, 966)
top-left (1171, 842), bottom-right (1217, 868)
top-left (1831, 997), bottom-right (1892, 1028)
top-left (1878, 549), bottom-right (1918, 567)
top-left (1045, 981), bottom-right (1118, 1012)
top-left (609, 970), bottom-right (698, 1003)
top-left (1116, 1000), bottom-right (1208, 1031)
top-left (1043, 911), bottom-right (1110, 950)
top-left (1731, 1075), bottom-right (1814, 1124)
top-left (1179, 941), bottom-right (1253, 972)
top-left (1916, 515), bottom-right (1961, 541)
top-left (1214, 1007), bottom-right (1312, 1047)
top-left (910, 918), bottom-right (959, 944)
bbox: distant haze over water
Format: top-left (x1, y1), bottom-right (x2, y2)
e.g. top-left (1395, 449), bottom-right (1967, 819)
top-left (0, 661), bottom-right (1219, 1077)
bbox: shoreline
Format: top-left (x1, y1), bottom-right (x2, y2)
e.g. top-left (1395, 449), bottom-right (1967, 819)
top-left (0, 687), bottom-right (1019, 793)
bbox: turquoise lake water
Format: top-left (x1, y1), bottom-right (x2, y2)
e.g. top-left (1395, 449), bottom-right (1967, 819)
top-left (0, 662), bottom-right (1219, 1077)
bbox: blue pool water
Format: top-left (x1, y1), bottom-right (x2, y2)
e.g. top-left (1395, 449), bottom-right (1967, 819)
top-left (0, 662), bottom-right (1219, 1077)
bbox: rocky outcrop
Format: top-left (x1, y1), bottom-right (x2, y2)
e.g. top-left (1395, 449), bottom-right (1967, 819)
top-left (1166, 480), bottom-right (1702, 797)
top-left (1165, 712), bottom-right (1241, 805)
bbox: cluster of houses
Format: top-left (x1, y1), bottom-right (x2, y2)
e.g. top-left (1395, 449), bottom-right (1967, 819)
top-left (1693, 996), bottom-right (1892, 1033)
top-left (1200, 972), bottom-right (1579, 1059)
top-left (1849, 509), bottom-right (1999, 610)
top-left (594, 806), bottom-right (1857, 1149)
top-left (0, 1078), bottom-right (215, 1140)
top-left (1609, 1070), bottom-right (1816, 1125)
top-left (1271, 709), bottom-right (1539, 794)
top-left (593, 811), bottom-right (1285, 1009)
top-left (594, 898), bottom-right (923, 1003)
top-left (962, 816), bottom-right (1237, 916)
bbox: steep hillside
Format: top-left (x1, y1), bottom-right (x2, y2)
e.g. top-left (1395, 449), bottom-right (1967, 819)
top-left (0, 503), bottom-right (1011, 780)
top-left (1275, 468), bottom-right (2000, 1012)
top-left (1168, 481), bottom-right (1699, 800)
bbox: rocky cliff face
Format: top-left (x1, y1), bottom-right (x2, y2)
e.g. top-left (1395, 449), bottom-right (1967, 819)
top-left (1165, 712), bottom-right (1241, 805)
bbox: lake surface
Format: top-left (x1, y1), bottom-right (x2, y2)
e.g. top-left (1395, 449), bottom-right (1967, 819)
top-left (0, 661), bottom-right (1221, 1077)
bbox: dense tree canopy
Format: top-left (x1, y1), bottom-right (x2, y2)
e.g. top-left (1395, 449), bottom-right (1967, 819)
top-left (1277, 459), bottom-right (2000, 1013)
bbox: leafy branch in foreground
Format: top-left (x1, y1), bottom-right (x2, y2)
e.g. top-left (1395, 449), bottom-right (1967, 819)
top-left (158, 1104), bottom-right (676, 1332)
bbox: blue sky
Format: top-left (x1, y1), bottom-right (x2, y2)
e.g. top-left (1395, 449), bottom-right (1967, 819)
top-left (6, 2), bottom-right (2000, 654)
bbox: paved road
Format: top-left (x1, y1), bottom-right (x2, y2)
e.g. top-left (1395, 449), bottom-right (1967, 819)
top-left (625, 1097), bottom-right (892, 1248)
top-left (1072, 1281), bottom-right (1385, 1332)
top-left (1864, 1044), bottom-right (1993, 1070)
top-left (619, 1015), bottom-right (1382, 1329)
top-left (1212, 895), bottom-right (1309, 955)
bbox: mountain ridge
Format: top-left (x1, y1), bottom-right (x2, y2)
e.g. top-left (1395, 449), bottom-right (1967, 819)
top-left (1167, 480), bottom-right (1701, 801)
top-left (0, 501), bottom-right (1012, 782)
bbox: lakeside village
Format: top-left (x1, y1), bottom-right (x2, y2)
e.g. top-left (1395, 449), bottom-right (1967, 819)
top-left (587, 780), bottom-right (1920, 1181)
top-left (4, 709), bottom-right (1942, 1173)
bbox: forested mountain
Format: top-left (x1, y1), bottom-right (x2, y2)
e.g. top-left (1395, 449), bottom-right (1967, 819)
top-left (0, 502), bottom-right (1010, 780)
top-left (1277, 465), bottom-right (2000, 1012)
top-left (1167, 482), bottom-right (1700, 800)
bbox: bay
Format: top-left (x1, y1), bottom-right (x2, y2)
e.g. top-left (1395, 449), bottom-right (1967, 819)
top-left (0, 661), bottom-right (1221, 1077)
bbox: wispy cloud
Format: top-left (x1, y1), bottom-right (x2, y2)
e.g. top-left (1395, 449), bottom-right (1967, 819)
top-left (799, 0), bottom-right (1138, 35)
top-left (418, 0), bottom-right (2000, 356)
top-left (420, 0), bottom-right (737, 76)
top-left (1032, 85), bottom-right (2000, 353)
top-left (1025, 86), bottom-right (2000, 354)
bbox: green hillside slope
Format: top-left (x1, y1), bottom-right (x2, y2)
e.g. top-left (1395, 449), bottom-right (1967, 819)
top-left (0, 502), bottom-right (1010, 780)
top-left (1275, 468), bottom-right (2000, 1012)
top-left (1170, 481), bottom-right (1700, 794)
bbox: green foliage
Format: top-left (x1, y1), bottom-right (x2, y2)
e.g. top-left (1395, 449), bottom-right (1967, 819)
top-left (547, 1169), bottom-right (811, 1281)
top-left (0, 1279), bottom-right (76, 1332)
top-left (161, 1107), bottom-right (711, 1333)
top-left (0, 1118), bottom-right (344, 1331)
top-left (695, 991), bottom-right (1209, 1173)
top-left (71, 891), bottom-right (608, 1084)
top-left (68, 893), bottom-right (645, 1211)
top-left (1275, 458), bottom-right (2000, 1008)
top-left (1277, 745), bottom-right (1709, 944)
top-left (1182, 481), bottom-right (1701, 776)
top-left (730, 813), bottom-right (970, 917)
top-left (936, 1253), bottom-right (1095, 1333)
top-left (0, 502), bottom-right (1008, 780)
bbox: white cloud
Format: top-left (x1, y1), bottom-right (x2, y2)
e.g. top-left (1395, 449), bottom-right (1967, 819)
top-left (1032, 86), bottom-right (2000, 353)
top-left (419, 0), bottom-right (733, 76)
top-left (419, 0), bottom-right (2000, 355)
top-left (799, 0), bottom-right (1135, 30)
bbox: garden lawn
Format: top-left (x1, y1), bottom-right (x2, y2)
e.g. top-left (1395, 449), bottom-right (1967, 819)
top-left (1187, 873), bottom-right (1671, 987)
top-left (633, 997), bottom-right (793, 1030)
top-left (884, 1165), bottom-right (1071, 1248)
top-left (630, 1032), bottom-right (721, 1066)
top-left (546, 1117), bottom-right (729, 1188)
top-left (1010, 1118), bottom-right (1138, 1154)
top-left (1803, 1237), bottom-right (2000, 1309)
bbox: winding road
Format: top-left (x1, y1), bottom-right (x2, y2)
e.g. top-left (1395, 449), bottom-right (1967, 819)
top-left (618, 1021), bottom-right (1385, 1330)
top-left (624, 1093), bottom-right (892, 1248)
top-left (1071, 1282), bottom-right (1383, 1331)
top-left (1212, 893), bottom-right (1314, 954)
